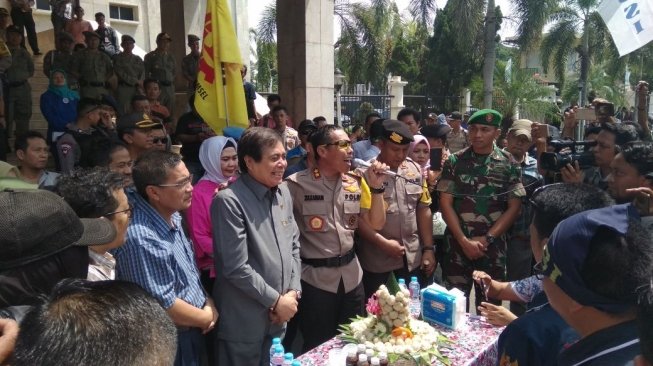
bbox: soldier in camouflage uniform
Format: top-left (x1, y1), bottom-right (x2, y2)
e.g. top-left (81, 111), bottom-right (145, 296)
top-left (70, 31), bottom-right (113, 99)
top-left (144, 32), bottom-right (176, 116)
top-left (437, 109), bottom-right (524, 310)
top-left (5, 26), bottom-right (34, 138)
top-left (181, 34), bottom-right (199, 101)
top-left (113, 34), bottom-right (144, 114)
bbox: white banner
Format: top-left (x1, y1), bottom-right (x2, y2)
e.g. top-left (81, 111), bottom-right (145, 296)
top-left (598, 0), bottom-right (653, 56)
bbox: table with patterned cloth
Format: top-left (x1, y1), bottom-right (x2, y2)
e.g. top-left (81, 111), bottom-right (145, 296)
top-left (296, 314), bottom-right (504, 366)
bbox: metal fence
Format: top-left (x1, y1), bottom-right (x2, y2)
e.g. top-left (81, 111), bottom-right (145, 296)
top-left (338, 94), bottom-right (392, 127)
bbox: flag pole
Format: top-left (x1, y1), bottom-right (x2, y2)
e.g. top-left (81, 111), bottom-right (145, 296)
top-left (222, 62), bottom-right (229, 127)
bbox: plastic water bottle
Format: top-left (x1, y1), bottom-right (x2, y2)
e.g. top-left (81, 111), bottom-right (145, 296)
top-left (398, 278), bottom-right (408, 292)
top-left (269, 338), bottom-right (283, 365)
top-left (292, 361), bottom-right (301, 366)
top-left (270, 344), bottom-right (285, 366)
top-left (282, 353), bottom-right (294, 365)
top-left (408, 276), bottom-right (421, 318)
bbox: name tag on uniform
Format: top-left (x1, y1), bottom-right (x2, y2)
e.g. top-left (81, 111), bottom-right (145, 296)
top-left (304, 195), bottom-right (324, 201)
top-left (345, 193), bottom-right (361, 201)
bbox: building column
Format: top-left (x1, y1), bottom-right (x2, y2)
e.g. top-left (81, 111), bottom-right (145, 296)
top-left (277, 0), bottom-right (334, 123)
top-left (388, 76), bottom-right (408, 120)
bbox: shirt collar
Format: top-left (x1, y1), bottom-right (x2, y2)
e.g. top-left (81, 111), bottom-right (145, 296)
top-left (241, 173), bottom-right (280, 201)
top-left (131, 193), bottom-right (181, 233)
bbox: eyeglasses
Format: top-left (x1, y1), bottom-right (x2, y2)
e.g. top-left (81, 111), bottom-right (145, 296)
top-left (533, 261), bottom-right (545, 280)
top-left (324, 140), bottom-right (352, 149)
top-left (105, 203), bottom-right (133, 219)
top-left (152, 137), bottom-right (169, 144)
top-left (154, 175), bottom-right (193, 188)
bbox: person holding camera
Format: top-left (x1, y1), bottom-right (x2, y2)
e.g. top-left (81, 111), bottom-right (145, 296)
top-left (560, 122), bottom-right (640, 190)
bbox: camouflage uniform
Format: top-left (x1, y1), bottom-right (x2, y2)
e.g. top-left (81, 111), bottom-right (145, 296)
top-left (437, 144), bottom-right (525, 302)
top-left (70, 48), bottom-right (113, 99)
top-left (144, 50), bottom-right (176, 114)
top-left (113, 51), bottom-right (144, 114)
top-left (5, 43), bottom-right (34, 138)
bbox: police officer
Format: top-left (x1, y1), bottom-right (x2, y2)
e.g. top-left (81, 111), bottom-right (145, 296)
top-left (181, 34), bottom-right (200, 100)
top-left (357, 119), bottom-right (435, 298)
top-left (437, 109), bottom-right (524, 309)
top-left (4, 25), bottom-right (33, 139)
top-left (113, 35), bottom-right (144, 114)
top-left (144, 32), bottom-right (176, 116)
top-left (286, 125), bottom-right (388, 351)
top-left (70, 31), bottom-right (113, 99)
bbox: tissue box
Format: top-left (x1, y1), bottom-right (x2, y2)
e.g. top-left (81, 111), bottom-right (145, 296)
top-left (420, 284), bottom-right (466, 330)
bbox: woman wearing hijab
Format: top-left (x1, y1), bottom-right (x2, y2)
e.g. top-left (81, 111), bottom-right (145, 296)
top-left (186, 136), bottom-right (238, 293)
top-left (40, 69), bottom-right (79, 146)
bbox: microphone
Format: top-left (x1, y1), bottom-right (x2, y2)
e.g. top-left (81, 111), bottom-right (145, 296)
top-left (353, 158), bottom-right (398, 177)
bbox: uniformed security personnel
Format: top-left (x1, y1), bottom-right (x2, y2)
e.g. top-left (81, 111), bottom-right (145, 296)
top-left (144, 32), bottom-right (176, 116)
top-left (286, 125), bottom-right (389, 351)
top-left (4, 25), bottom-right (33, 139)
top-left (181, 34), bottom-right (200, 100)
top-left (437, 109), bottom-right (524, 310)
top-left (357, 119), bottom-right (435, 299)
top-left (43, 31), bottom-right (74, 80)
top-left (70, 31), bottom-right (113, 99)
top-left (113, 34), bottom-right (144, 114)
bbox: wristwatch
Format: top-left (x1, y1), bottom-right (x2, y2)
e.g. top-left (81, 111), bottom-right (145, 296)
top-left (486, 234), bottom-right (496, 245)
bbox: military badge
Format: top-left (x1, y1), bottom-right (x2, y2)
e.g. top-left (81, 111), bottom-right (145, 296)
top-left (312, 168), bottom-right (321, 180)
top-left (348, 215), bottom-right (357, 227)
top-left (389, 132), bottom-right (403, 144)
top-left (309, 216), bottom-right (324, 231)
top-left (485, 113), bottom-right (493, 123)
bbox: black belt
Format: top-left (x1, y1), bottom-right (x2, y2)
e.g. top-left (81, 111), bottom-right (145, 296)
top-left (159, 80), bottom-right (172, 86)
top-left (80, 81), bottom-right (107, 87)
top-left (118, 81), bottom-right (135, 87)
top-left (6, 80), bottom-right (26, 88)
top-left (302, 248), bottom-right (356, 268)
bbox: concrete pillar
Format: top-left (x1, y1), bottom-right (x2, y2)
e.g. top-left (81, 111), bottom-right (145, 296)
top-left (277, 0), bottom-right (334, 123)
top-left (388, 76), bottom-right (408, 120)
top-left (464, 88), bottom-right (472, 113)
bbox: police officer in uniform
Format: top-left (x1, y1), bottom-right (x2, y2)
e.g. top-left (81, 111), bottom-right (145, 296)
top-left (357, 119), bottom-right (435, 298)
top-left (181, 34), bottom-right (200, 100)
top-left (437, 109), bottom-right (524, 310)
top-left (113, 34), bottom-right (144, 114)
top-left (286, 125), bottom-right (389, 351)
top-left (144, 32), bottom-right (176, 116)
top-left (4, 25), bottom-right (33, 139)
top-left (70, 31), bottom-right (113, 99)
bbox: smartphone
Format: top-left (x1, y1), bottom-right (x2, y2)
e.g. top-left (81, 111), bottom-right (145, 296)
top-left (634, 192), bottom-right (651, 216)
top-left (595, 103), bottom-right (615, 118)
top-left (575, 108), bottom-right (596, 121)
top-left (429, 148), bottom-right (443, 171)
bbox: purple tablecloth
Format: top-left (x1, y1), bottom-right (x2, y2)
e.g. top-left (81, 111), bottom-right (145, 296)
top-left (296, 314), bottom-right (504, 366)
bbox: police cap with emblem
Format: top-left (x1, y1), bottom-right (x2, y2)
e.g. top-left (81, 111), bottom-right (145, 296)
top-left (117, 113), bottom-right (159, 134)
top-left (468, 108), bottom-right (502, 128)
top-left (382, 119), bottom-right (414, 145)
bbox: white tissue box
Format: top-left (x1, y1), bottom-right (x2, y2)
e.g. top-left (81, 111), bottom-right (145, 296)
top-left (420, 283), bottom-right (467, 330)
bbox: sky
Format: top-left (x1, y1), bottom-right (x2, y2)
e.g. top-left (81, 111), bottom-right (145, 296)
top-left (248, 0), bottom-right (518, 40)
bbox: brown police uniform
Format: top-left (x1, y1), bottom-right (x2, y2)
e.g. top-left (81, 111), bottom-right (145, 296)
top-left (286, 167), bottom-right (372, 351)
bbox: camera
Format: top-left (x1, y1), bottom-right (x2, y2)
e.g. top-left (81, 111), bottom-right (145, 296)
top-left (539, 139), bottom-right (597, 172)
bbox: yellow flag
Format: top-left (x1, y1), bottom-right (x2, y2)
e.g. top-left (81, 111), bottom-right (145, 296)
top-left (195, 0), bottom-right (249, 133)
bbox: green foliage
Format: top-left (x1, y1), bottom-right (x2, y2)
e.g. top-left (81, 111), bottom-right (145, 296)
top-left (386, 272), bottom-right (401, 296)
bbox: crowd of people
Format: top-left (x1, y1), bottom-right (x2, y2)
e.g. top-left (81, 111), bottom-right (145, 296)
top-left (0, 4), bottom-right (652, 365)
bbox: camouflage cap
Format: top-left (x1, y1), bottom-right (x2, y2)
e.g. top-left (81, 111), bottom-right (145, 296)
top-left (382, 119), bottom-right (414, 145)
top-left (468, 109), bottom-right (502, 128)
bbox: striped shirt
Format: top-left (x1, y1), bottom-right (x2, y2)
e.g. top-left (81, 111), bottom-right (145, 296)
top-left (114, 193), bottom-right (205, 309)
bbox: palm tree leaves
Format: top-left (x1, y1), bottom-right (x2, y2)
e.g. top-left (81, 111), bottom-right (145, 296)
top-left (540, 18), bottom-right (577, 85)
top-left (513, 0), bottom-right (557, 51)
top-left (408, 0), bottom-right (437, 30)
top-left (256, 4), bottom-right (277, 44)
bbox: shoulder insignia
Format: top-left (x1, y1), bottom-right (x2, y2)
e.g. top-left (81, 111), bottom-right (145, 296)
top-left (312, 168), bottom-right (321, 180)
top-left (344, 184), bottom-right (359, 193)
top-left (60, 143), bottom-right (72, 157)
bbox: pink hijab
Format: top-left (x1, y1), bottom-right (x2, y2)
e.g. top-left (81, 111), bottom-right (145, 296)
top-left (408, 135), bottom-right (431, 170)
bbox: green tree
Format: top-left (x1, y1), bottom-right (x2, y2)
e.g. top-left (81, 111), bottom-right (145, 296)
top-left (513, 0), bottom-right (620, 105)
top-left (253, 4), bottom-right (278, 92)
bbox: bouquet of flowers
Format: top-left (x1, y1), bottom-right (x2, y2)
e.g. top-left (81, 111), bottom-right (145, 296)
top-left (339, 275), bottom-right (451, 365)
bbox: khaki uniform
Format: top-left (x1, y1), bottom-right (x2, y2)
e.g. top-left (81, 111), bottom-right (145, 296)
top-left (42, 49), bottom-right (73, 79)
top-left (70, 49), bottom-right (113, 99)
top-left (181, 52), bottom-right (199, 97)
top-left (113, 52), bottom-right (144, 114)
top-left (5, 46), bottom-right (33, 138)
top-left (144, 50), bottom-right (176, 113)
top-left (286, 167), bottom-right (373, 351)
top-left (358, 159), bottom-right (431, 273)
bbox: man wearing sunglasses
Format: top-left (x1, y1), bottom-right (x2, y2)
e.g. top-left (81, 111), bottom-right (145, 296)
top-left (114, 150), bottom-right (218, 366)
top-left (357, 119), bottom-right (435, 298)
top-left (286, 125), bottom-right (388, 351)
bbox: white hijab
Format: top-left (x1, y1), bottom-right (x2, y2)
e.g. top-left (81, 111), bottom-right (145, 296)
top-left (199, 136), bottom-right (237, 184)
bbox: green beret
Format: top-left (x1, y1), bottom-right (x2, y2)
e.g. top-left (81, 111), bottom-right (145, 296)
top-left (468, 109), bottom-right (502, 128)
top-left (382, 119), bottom-right (414, 145)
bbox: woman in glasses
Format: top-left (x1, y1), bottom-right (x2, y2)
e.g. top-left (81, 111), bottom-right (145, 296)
top-left (186, 136), bottom-right (238, 293)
